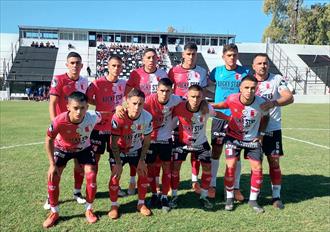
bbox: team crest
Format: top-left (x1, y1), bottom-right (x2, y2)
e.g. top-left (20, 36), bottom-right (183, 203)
top-left (242, 109), bottom-right (247, 115)
top-left (76, 128), bottom-right (82, 134)
top-left (131, 124), bottom-right (136, 130)
top-left (191, 116), bottom-right (196, 122)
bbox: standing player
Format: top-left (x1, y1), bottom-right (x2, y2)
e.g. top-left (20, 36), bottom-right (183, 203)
top-left (43, 92), bottom-right (101, 228)
top-left (209, 44), bottom-right (249, 199)
top-left (144, 78), bottom-right (183, 212)
top-left (168, 42), bottom-right (212, 194)
top-left (44, 52), bottom-right (89, 209)
top-left (124, 48), bottom-right (168, 194)
top-left (253, 53), bottom-right (294, 209)
top-left (108, 89), bottom-right (153, 219)
top-left (171, 85), bottom-right (229, 209)
top-left (86, 55), bottom-right (127, 196)
top-left (212, 76), bottom-right (269, 213)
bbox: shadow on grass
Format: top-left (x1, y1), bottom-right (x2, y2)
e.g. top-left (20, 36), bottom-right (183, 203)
top-left (91, 173), bottom-right (329, 212)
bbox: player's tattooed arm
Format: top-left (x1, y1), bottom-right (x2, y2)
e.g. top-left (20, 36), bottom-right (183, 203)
top-left (45, 135), bottom-right (60, 182)
top-left (210, 101), bottom-right (226, 109)
top-left (111, 135), bottom-right (123, 178)
top-left (215, 111), bottom-right (231, 121)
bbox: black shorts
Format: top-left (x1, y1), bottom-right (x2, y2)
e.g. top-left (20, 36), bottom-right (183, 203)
top-left (223, 136), bottom-right (263, 162)
top-left (54, 147), bottom-right (96, 167)
top-left (211, 118), bottom-right (228, 146)
top-left (90, 130), bottom-right (110, 154)
top-left (262, 130), bottom-right (284, 157)
top-left (172, 142), bottom-right (211, 163)
top-left (146, 139), bottom-right (173, 164)
top-left (109, 148), bottom-right (142, 167)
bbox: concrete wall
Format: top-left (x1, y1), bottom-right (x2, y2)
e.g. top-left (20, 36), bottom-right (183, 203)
top-left (293, 95), bottom-right (330, 103)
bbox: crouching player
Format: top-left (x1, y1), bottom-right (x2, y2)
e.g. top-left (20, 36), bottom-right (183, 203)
top-left (144, 78), bottom-right (183, 212)
top-left (108, 89), bottom-right (153, 219)
top-left (43, 92), bottom-right (103, 228)
top-left (171, 85), bottom-right (229, 209)
top-left (212, 75), bottom-right (269, 213)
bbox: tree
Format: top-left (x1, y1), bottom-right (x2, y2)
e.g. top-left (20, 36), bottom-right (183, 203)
top-left (263, 0), bottom-right (330, 45)
top-left (167, 26), bottom-right (177, 33)
top-left (297, 4), bottom-right (330, 45)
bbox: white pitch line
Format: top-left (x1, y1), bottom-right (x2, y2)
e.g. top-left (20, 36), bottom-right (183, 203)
top-left (283, 135), bottom-right (330, 150)
top-left (0, 142), bottom-right (44, 150)
top-left (283, 128), bottom-right (330, 131)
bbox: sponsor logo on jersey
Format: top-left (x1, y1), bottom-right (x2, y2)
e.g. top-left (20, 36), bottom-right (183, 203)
top-left (111, 120), bottom-right (118, 129)
top-left (51, 78), bottom-right (58, 87)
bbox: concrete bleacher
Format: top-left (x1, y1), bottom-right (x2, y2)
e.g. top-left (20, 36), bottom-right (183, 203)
top-left (298, 54), bottom-right (330, 87)
top-left (7, 46), bottom-right (58, 81)
top-left (238, 53), bottom-right (281, 75)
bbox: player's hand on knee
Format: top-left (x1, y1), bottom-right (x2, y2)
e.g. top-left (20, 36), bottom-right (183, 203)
top-left (137, 160), bottom-right (147, 176)
top-left (112, 163), bottom-right (123, 179)
top-left (48, 165), bottom-right (59, 182)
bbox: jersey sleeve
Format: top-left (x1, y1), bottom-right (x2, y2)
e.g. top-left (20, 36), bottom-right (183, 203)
top-left (110, 115), bottom-right (122, 136)
top-left (49, 75), bottom-right (61, 96)
top-left (208, 104), bottom-right (216, 117)
top-left (126, 70), bottom-right (139, 89)
top-left (168, 68), bottom-right (175, 83)
top-left (86, 82), bottom-right (96, 100)
top-left (200, 69), bottom-right (208, 87)
top-left (47, 119), bottom-right (59, 139)
top-left (144, 117), bottom-right (153, 135)
top-left (277, 76), bottom-right (290, 92)
top-left (209, 68), bottom-right (216, 82)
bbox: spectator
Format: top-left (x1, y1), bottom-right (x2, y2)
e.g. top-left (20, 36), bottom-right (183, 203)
top-left (46, 41), bottom-right (50, 48)
top-left (31, 41), bottom-right (35, 47)
top-left (50, 42), bottom-right (56, 48)
top-left (87, 66), bottom-right (92, 77)
top-left (68, 43), bottom-right (75, 50)
top-left (40, 42), bottom-right (44, 48)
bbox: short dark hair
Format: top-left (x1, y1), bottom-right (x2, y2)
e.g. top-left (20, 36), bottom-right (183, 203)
top-left (223, 43), bottom-right (238, 54)
top-left (108, 55), bottom-right (122, 63)
top-left (68, 91), bottom-right (88, 103)
top-left (67, 52), bottom-right (82, 60)
top-left (158, 78), bottom-right (173, 88)
top-left (188, 84), bottom-right (203, 92)
top-left (252, 53), bottom-right (269, 63)
top-left (240, 75), bottom-right (258, 85)
top-left (143, 48), bottom-right (157, 56)
top-left (184, 42), bottom-right (198, 51)
top-left (127, 88), bottom-right (145, 100)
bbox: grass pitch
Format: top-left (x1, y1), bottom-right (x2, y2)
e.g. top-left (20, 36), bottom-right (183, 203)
top-left (0, 101), bottom-right (329, 232)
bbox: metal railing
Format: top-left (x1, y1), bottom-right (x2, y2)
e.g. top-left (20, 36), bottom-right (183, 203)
top-left (266, 43), bottom-right (328, 95)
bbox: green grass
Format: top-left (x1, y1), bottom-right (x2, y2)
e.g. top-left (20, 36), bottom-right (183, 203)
top-left (0, 101), bottom-right (329, 232)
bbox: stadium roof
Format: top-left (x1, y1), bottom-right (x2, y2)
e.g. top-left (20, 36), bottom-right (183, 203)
top-left (18, 25), bottom-right (236, 38)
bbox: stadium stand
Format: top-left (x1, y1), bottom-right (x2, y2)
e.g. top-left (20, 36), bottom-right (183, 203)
top-left (238, 53), bottom-right (281, 75)
top-left (168, 52), bottom-right (209, 72)
top-left (96, 43), bottom-right (169, 79)
top-left (1, 26), bottom-right (328, 97)
top-left (298, 55), bottom-right (330, 87)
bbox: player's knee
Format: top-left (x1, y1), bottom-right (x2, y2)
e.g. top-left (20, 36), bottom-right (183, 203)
top-left (268, 157), bottom-right (280, 168)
